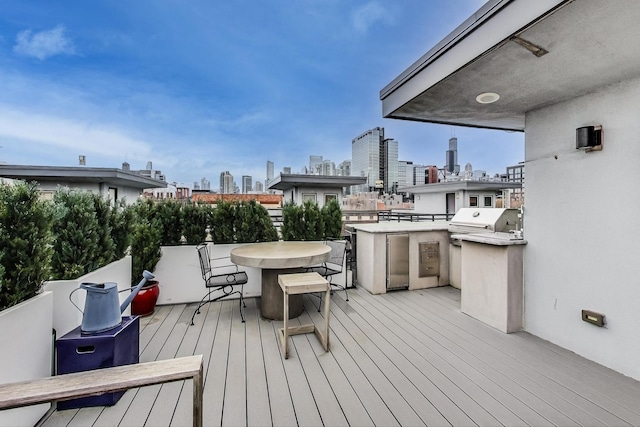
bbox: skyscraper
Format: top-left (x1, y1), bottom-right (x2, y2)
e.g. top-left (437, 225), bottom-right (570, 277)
top-left (352, 127), bottom-right (383, 193)
top-left (381, 138), bottom-right (399, 193)
top-left (266, 161), bottom-right (274, 182)
top-left (242, 175), bottom-right (252, 193)
top-left (352, 127), bottom-right (399, 194)
top-left (220, 171), bottom-right (234, 194)
top-left (309, 155), bottom-right (323, 175)
top-left (446, 137), bottom-right (460, 174)
top-left (398, 160), bottom-right (413, 188)
top-left (338, 160), bottom-right (351, 177)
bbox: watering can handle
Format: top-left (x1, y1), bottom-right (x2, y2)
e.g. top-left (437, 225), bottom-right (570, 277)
top-left (69, 287), bottom-right (83, 314)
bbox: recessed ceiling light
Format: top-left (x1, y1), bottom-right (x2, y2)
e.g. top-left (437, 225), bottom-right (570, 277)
top-left (476, 92), bottom-right (500, 104)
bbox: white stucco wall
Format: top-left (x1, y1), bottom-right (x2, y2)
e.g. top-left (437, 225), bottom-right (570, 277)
top-left (413, 193), bottom-right (446, 213)
top-left (413, 189), bottom-right (497, 213)
top-left (37, 181), bottom-right (142, 204)
top-left (524, 75), bottom-right (640, 380)
top-left (284, 186), bottom-right (343, 208)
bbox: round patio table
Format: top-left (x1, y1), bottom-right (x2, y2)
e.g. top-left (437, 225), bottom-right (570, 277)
top-left (230, 241), bottom-right (330, 320)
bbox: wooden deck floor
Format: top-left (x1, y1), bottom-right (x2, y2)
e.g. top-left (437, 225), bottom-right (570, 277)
top-left (41, 286), bottom-right (640, 427)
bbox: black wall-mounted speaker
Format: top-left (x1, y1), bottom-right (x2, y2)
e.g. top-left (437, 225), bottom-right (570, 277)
top-left (576, 126), bottom-right (602, 149)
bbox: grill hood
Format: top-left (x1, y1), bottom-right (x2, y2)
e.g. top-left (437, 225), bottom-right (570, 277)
top-left (449, 208), bottom-right (520, 234)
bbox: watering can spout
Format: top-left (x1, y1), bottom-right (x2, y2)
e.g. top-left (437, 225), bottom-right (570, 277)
top-left (120, 270), bottom-right (155, 313)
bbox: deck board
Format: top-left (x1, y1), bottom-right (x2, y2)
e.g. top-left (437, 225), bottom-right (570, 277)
top-left (39, 286), bottom-right (640, 427)
top-left (396, 289), bottom-right (637, 425)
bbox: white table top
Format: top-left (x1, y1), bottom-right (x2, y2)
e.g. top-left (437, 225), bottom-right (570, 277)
top-left (230, 241), bottom-right (330, 269)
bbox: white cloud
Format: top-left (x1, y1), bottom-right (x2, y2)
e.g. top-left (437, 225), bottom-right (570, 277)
top-left (13, 25), bottom-right (75, 60)
top-left (351, 2), bottom-right (390, 34)
top-left (0, 106), bottom-right (151, 160)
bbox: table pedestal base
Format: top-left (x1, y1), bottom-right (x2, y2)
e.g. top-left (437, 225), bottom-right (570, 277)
top-left (261, 268), bottom-right (304, 320)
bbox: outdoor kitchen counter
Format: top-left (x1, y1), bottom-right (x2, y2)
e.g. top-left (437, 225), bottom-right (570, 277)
top-left (349, 222), bottom-right (451, 294)
top-left (349, 221), bottom-right (450, 234)
top-left (451, 232), bottom-right (527, 245)
top-left (453, 232), bottom-right (527, 333)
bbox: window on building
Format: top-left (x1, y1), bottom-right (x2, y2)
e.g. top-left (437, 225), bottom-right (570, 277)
top-left (484, 196), bottom-right (492, 207)
top-left (324, 194), bottom-right (337, 204)
top-left (469, 196), bottom-right (478, 207)
top-left (109, 187), bottom-right (118, 203)
top-left (302, 193), bottom-right (317, 203)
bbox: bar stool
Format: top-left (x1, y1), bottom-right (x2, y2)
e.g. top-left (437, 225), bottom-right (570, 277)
top-left (277, 272), bottom-right (331, 359)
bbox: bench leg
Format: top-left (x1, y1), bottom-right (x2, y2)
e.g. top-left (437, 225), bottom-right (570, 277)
top-left (281, 291), bottom-right (289, 358)
top-left (322, 289), bottom-right (330, 351)
top-left (193, 364), bottom-right (203, 427)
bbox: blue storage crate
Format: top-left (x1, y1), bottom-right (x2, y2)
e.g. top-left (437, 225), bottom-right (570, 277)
top-left (56, 316), bottom-right (139, 410)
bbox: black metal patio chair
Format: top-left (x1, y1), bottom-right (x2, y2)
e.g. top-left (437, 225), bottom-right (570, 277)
top-left (190, 243), bottom-right (247, 325)
top-left (306, 239), bottom-right (349, 310)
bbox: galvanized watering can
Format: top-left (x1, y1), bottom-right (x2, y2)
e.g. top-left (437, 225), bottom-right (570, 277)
top-left (70, 270), bottom-right (155, 334)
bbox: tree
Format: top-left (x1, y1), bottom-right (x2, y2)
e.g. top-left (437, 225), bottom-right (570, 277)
top-left (182, 202), bottom-right (210, 244)
top-left (130, 199), bottom-right (163, 285)
top-left (156, 199), bottom-right (183, 245)
top-left (110, 199), bottom-right (134, 261)
top-left (281, 201), bottom-right (305, 241)
top-left (51, 189), bottom-right (102, 280)
top-left (303, 200), bottom-right (324, 241)
top-left (0, 181), bottom-right (53, 310)
top-left (322, 199), bottom-right (343, 239)
top-left (211, 200), bottom-right (235, 243)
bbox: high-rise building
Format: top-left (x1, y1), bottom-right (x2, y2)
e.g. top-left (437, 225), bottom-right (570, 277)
top-left (219, 171), bottom-right (234, 194)
top-left (282, 167), bottom-right (291, 174)
top-left (351, 127), bottom-right (399, 194)
top-left (338, 160), bottom-right (351, 177)
top-left (254, 181), bottom-right (264, 192)
top-left (381, 138), bottom-right (399, 193)
top-left (398, 160), bottom-right (413, 188)
top-left (446, 137), bottom-right (460, 174)
top-left (266, 161), bottom-right (274, 181)
top-left (413, 164), bottom-right (428, 185)
top-left (242, 175), bottom-right (252, 193)
top-left (322, 160), bottom-right (335, 176)
top-left (352, 127), bottom-right (384, 193)
top-left (200, 177), bottom-right (210, 191)
top-left (309, 155), bottom-right (323, 175)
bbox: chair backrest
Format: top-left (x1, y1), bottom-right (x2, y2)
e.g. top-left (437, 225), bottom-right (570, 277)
top-left (325, 239), bottom-right (347, 272)
top-left (196, 244), bottom-right (211, 280)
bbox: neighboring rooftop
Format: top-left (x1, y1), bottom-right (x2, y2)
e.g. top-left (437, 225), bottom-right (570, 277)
top-left (399, 180), bottom-right (522, 194)
top-left (191, 193), bottom-right (283, 207)
top-left (0, 164), bottom-right (167, 189)
top-left (267, 174), bottom-right (367, 191)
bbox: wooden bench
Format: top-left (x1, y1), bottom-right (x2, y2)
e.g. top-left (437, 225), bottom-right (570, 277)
top-left (278, 272), bottom-right (331, 359)
top-left (0, 354), bottom-right (203, 427)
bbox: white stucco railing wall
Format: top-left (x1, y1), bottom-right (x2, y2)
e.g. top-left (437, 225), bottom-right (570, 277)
top-left (154, 244), bottom-right (261, 306)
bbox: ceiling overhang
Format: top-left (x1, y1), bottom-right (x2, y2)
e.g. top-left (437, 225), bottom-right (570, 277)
top-left (381, 0), bottom-right (640, 131)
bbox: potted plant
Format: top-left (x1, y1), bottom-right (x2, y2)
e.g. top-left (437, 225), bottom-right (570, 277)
top-left (129, 199), bottom-right (162, 316)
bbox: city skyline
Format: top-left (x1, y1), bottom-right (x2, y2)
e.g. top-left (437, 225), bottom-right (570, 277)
top-left (0, 1), bottom-right (522, 186)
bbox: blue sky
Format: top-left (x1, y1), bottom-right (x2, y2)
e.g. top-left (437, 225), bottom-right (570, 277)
top-left (0, 0), bottom-right (523, 187)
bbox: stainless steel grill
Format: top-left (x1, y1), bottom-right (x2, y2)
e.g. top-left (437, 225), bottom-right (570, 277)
top-left (448, 208), bottom-right (520, 234)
